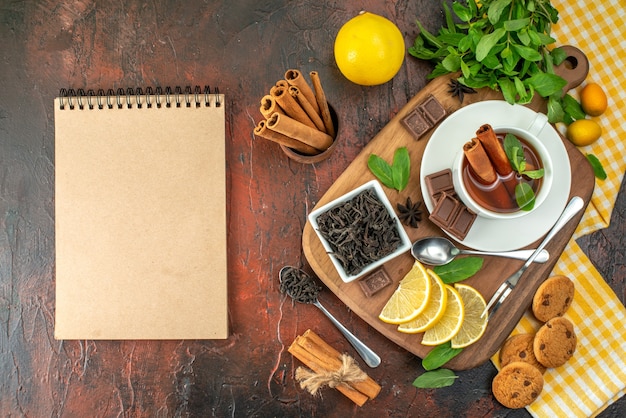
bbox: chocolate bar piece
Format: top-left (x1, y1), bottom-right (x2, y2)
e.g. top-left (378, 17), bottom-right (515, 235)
top-left (428, 192), bottom-right (477, 241)
top-left (419, 94), bottom-right (447, 125)
top-left (401, 109), bottom-right (431, 140)
top-left (448, 206), bottom-right (477, 240)
top-left (424, 169), bottom-right (455, 202)
top-left (359, 268), bottom-right (392, 297)
top-left (429, 192), bottom-right (460, 226)
top-left (401, 95), bottom-right (447, 140)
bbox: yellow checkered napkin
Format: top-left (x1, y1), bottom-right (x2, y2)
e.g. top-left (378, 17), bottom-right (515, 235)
top-left (492, 1), bottom-right (626, 416)
top-left (496, 239), bottom-right (626, 417)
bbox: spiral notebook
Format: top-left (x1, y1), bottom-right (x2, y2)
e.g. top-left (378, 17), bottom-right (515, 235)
top-left (54, 86), bottom-right (228, 340)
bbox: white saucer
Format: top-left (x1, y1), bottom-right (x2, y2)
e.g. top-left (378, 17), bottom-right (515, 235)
top-left (419, 100), bottom-right (571, 252)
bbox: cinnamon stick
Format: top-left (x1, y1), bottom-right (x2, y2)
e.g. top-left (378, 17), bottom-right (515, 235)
top-left (266, 112), bottom-right (333, 151)
top-left (285, 69), bottom-right (320, 114)
top-left (463, 139), bottom-right (497, 184)
top-left (289, 86), bottom-right (326, 133)
top-left (288, 330), bottom-right (380, 406)
top-left (299, 330), bottom-right (380, 400)
top-left (259, 95), bottom-right (284, 118)
top-left (271, 86), bottom-right (317, 130)
top-left (475, 124), bottom-right (513, 176)
top-left (310, 71), bottom-right (336, 138)
top-left (289, 339), bottom-right (369, 406)
top-left (254, 120), bottom-right (320, 155)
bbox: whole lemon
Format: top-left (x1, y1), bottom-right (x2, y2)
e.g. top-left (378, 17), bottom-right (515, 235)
top-left (334, 12), bottom-right (405, 86)
top-left (580, 83), bottom-right (608, 116)
top-left (566, 119), bottom-right (602, 146)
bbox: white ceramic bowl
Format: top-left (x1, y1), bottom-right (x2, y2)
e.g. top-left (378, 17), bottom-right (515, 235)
top-left (452, 114), bottom-right (553, 220)
top-left (308, 180), bottom-right (412, 283)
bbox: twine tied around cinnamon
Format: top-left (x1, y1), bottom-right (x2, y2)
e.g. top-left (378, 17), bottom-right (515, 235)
top-left (295, 353), bottom-right (367, 395)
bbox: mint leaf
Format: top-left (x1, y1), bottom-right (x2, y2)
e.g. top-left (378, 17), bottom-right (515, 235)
top-left (367, 154), bottom-right (394, 189)
top-left (515, 183), bottom-right (535, 211)
top-left (392, 147), bottom-right (410, 191)
top-left (503, 134), bottom-right (524, 172)
top-left (586, 154), bottom-right (607, 180)
top-left (562, 94), bottom-right (586, 122)
top-left (422, 342), bottom-right (463, 371)
top-left (433, 257), bottom-right (483, 284)
top-left (523, 168), bottom-right (544, 179)
top-left (476, 28), bottom-right (506, 61)
top-left (527, 72), bottom-right (567, 97)
top-left (413, 369), bottom-right (458, 389)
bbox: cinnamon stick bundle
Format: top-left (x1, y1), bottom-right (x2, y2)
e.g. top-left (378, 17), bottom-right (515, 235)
top-left (253, 70), bottom-right (337, 158)
top-left (288, 329), bottom-right (381, 406)
top-left (463, 139), bottom-right (516, 211)
top-left (475, 124), bottom-right (513, 175)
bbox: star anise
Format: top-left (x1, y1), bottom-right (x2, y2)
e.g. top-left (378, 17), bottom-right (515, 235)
top-left (397, 197), bottom-right (423, 228)
top-left (448, 79), bottom-right (477, 103)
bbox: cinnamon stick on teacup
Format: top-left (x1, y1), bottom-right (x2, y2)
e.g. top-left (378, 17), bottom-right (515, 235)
top-left (463, 139), bottom-right (497, 184)
top-left (475, 124), bottom-right (513, 175)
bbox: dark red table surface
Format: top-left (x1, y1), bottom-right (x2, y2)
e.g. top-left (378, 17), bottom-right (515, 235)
top-left (1, 1), bottom-right (624, 416)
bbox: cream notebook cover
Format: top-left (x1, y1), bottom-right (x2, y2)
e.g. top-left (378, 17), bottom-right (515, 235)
top-left (54, 87), bottom-right (228, 339)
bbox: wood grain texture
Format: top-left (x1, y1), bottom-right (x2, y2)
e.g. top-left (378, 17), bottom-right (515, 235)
top-left (302, 73), bottom-right (594, 370)
top-left (0, 0), bottom-right (623, 416)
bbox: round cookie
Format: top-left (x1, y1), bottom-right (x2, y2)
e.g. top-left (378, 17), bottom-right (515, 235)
top-left (532, 275), bottom-right (575, 322)
top-left (533, 316), bottom-right (577, 368)
top-left (492, 361), bottom-right (544, 409)
top-left (500, 333), bottom-right (547, 373)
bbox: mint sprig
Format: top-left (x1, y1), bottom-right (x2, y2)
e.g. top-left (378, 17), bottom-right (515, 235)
top-left (409, 0), bottom-right (576, 124)
top-left (503, 133), bottom-right (544, 211)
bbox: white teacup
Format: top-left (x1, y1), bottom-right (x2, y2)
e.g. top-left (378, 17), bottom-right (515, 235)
top-left (452, 114), bottom-right (553, 220)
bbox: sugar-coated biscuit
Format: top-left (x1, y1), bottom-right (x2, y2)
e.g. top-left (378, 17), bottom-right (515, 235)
top-left (500, 333), bottom-right (546, 374)
top-left (492, 361), bottom-right (544, 409)
top-left (532, 275), bottom-right (575, 322)
top-left (533, 317), bottom-right (577, 368)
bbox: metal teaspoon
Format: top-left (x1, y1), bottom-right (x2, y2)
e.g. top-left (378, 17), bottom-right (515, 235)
top-left (279, 266), bottom-right (381, 368)
top-left (411, 236), bottom-right (550, 266)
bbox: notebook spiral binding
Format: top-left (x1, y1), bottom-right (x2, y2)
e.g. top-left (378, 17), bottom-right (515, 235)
top-left (58, 85), bottom-right (221, 110)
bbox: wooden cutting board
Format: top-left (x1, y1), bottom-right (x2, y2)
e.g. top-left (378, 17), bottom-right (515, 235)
top-left (302, 51), bottom-right (595, 370)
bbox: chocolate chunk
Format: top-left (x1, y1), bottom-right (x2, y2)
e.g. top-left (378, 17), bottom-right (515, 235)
top-left (401, 95), bottom-right (447, 140)
top-left (418, 94), bottom-right (447, 125)
top-left (358, 267), bottom-right (392, 297)
top-left (429, 192), bottom-right (460, 227)
top-left (424, 169), bottom-right (455, 202)
top-left (401, 109), bottom-right (432, 140)
top-left (428, 192), bottom-right (476, 241)
top-left (448, 206), bottom-right (477, 241)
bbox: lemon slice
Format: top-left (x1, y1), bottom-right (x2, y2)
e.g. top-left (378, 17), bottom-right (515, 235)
top-left (421, 285), bottom-right (465, 346)
top-left (451, 284), bottom-right (488, 348)
top-left (397, 270), bottom-right (447, 333)
top-left (379, 261), bottom-right (431, 324)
